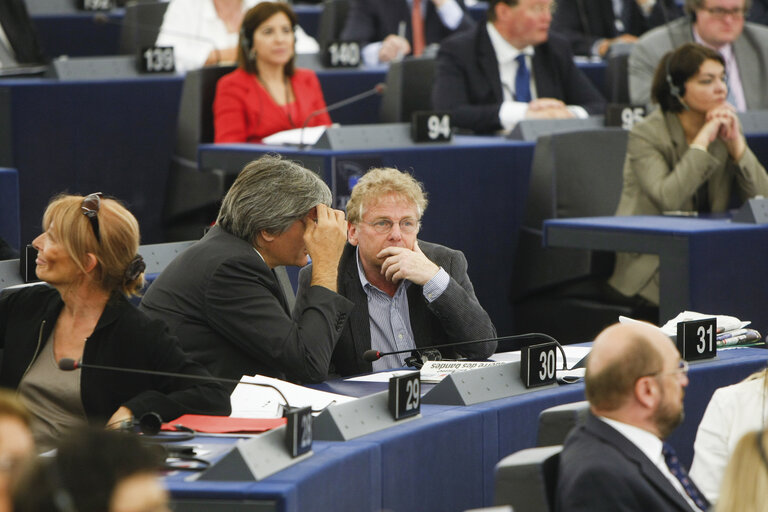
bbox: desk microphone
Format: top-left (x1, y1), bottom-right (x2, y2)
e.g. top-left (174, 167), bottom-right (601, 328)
top-left (362, 333), bottom-right (569, 370)
top-left (298, 83), bottom-right (387, 149)
top-left (58, 358), bottom-right (291, 408)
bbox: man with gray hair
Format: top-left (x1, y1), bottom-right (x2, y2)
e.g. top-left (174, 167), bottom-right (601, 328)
top-left (141, 155), bottom-right (353, 384)
top-left (299, 167), bottom-right (496, 375)
top-left (556, 322), bottom-right (706, 511)
top-left (629, 0), bottom-right (768, 110)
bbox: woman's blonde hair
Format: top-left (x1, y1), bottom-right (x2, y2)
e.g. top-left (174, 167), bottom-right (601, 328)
top-left (716, 429), bottom-right (768, 512)
top-left (42, 194), bottom-right (144, 296)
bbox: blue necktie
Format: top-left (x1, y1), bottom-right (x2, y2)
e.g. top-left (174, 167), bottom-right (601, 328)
top-left (662, 442), bottom-right (710, 511)
top-left (514, 54), bottom-right (531, 103)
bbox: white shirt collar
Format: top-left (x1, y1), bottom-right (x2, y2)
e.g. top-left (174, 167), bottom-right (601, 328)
top-left (599, 416), bottom-right (663, 464)
top-left (486, 22), bottom-right (534, 64)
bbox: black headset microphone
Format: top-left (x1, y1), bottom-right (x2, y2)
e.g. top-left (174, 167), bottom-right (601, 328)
top-left (362, 333), bottom-right (571, 371)
top-left (297, 83), bottom-right (387, 149)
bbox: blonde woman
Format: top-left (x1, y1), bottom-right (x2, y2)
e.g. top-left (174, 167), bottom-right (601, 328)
top-left (0, 194), bottom-right (230, 452)
top-left (715, 429), bottom-right (768, 512)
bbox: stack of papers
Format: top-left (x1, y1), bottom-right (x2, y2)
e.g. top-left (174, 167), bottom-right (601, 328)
top-left (230, 374), bottom-right (355, 418)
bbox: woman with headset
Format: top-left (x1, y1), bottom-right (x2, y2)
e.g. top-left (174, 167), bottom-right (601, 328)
top-left (607, 42), bottom-right (768, 306)
top-left (213, 2), bottom-right (331, 143)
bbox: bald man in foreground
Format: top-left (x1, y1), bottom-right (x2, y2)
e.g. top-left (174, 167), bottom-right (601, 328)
top-left (556, 323), bottom-right (708, 512)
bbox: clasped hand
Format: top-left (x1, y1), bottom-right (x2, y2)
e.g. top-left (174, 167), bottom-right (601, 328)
top-left (378, 240), bottom-right (440, 285)
top-left (695, 105), bottom-right (745, 160)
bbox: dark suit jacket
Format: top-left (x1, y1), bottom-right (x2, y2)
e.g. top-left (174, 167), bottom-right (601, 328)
top-left (341, 0), bottom-right (473, 48)
top-left (432, 23), bottom-right (606, 133)
top-left (551, 0), bottom-right (682, 56)
top-left (298, 241), bottom-right (496, 376)
top-left (0, 0), bottom-right (45, 64)
top-left (139, 225), bottom-right (354, 384)
top-left (556, 412), bottom-right (696, 512)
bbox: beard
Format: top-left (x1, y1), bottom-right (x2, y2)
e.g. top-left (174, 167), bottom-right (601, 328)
top-left (654, 385), bottom-right (685, 439)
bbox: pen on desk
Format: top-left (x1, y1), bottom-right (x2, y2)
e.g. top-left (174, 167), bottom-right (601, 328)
top-left (393, 21), bottom-right (407, 62)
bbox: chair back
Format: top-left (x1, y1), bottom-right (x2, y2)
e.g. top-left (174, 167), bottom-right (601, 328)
top-left (494, 445), bottom-right (562, 512)
top-left (512, 129), bottom-right (628, 298)
top-left (605, 52), bottom-right (630, 104)
top-left (537, 401), bottom-right (590, 446)
top-left (379, 56), bottom-right (436, 123)
top-left (175, 64), bottom-right (236, 160)
top-left (317, 0), bottom-right (350, 50)
top-left (119, 1), bottom-right (170, 55)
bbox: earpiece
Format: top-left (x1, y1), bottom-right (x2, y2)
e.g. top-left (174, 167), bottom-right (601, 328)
top-left (240, 25), bottom-right (255, 62)
top-left (665, 55), bottom-right (689, 111)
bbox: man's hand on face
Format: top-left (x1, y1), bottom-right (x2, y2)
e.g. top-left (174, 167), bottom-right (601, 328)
top-left (378, 240), bottom-right (440, 285)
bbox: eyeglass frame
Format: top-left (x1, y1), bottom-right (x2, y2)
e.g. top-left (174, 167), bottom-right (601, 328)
top-left (81, 192), bottom-right (103, 244)
top-left (699, 6), bottom-right (749, 18)
top-left (639, 359), bottom-right (689, 380)
top-left (361, 217), bottom-right (421, 234)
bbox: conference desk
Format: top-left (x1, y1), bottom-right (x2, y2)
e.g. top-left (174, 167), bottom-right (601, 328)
top-left (0, 66), bottom-right (385, 248)
top-left (0, 74), bottom-right (184, 246)
top-left (544, 215), bottom-right (768, 336)
top-left (199, 135), bottom-right (536, 335)
top-left (165, 346), bottom-right (768, 512)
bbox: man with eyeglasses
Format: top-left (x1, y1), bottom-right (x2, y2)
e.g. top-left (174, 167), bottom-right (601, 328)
top-left (432, 0), bottom-right (605, 134)
top-left (557, 322), bottom-right (706, 512)
top-left (298, 167), bottom-right (496, 375)
top-left (629, 0), bottom-right (768, 110)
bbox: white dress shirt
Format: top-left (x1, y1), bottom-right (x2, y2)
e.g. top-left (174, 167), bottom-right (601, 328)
top-left (690, 376), bottom-right (767, 503)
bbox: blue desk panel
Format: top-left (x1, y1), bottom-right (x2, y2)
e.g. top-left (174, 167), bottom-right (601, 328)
top-left (165, 347), bottom-right (768, 511)
top-left (544, 215), bottom-right (768, 336)
top-left (198, 136), bottom-right (535, 334)
top-left (0, 75), bottom-right (183, 245)
top-left (32, 11), bottom-right (122, 58)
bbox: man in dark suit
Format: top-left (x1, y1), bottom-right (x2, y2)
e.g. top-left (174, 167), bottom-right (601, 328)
top-left (551, 0), bottom-right (683, 57)
top-left (341, 0), bottom-right (474, 65)
top-left (140, 155), bottom-right (354, 384)
top-left (0, 0), bottom-right (46, 67)
top-left (557, 322), bottom-right (707, 512)
top-left (432, 0), bottom-right (605, 133)
top-left (298, 167), bottom-right (496, 376)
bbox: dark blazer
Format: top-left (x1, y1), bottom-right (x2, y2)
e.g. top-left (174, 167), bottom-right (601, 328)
top-left (0, 0), bottom-right (45, 64)
top-left (0, 286), bottom-right (230, 424)
top-left (432, 23), bottom-right (606, 133)
top-left (551, 0), bottom-right (682, 56)
top-left (140, 225), bottom-right (354, 384)
top-left (556, 412), bottom-right (696, 512)
top-left (298, 241), bottom-right (496, 376)
top-left (341, 0), bottom-right (473, 48)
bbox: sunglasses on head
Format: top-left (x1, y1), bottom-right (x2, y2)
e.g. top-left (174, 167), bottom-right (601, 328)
top-left (81, 192), bottom-right (103, 244)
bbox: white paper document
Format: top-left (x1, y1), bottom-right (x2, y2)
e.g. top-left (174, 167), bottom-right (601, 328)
top-left (230, 374), bottom-right (355, 418)
top-left (261, 125), bottom-right (329, 146)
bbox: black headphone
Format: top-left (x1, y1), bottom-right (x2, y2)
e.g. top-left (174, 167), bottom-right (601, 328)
top-left (665, 53), bottom-right (690, 110)
top-left (240, 25), bottom-right (255, 63)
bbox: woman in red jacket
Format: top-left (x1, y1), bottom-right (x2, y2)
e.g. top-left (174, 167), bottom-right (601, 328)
top-left (213, 2), bottom-right (331, 143)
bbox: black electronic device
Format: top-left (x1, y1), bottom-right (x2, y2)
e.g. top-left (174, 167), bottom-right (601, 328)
top-left (676, 318), bottom-right (717, 361)
top-left (520, 342), bottom-right (558, 388)
top-left (388, 371), bottom-right (421, 420)
top-left (411, 111), bottom-right (452, 143)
